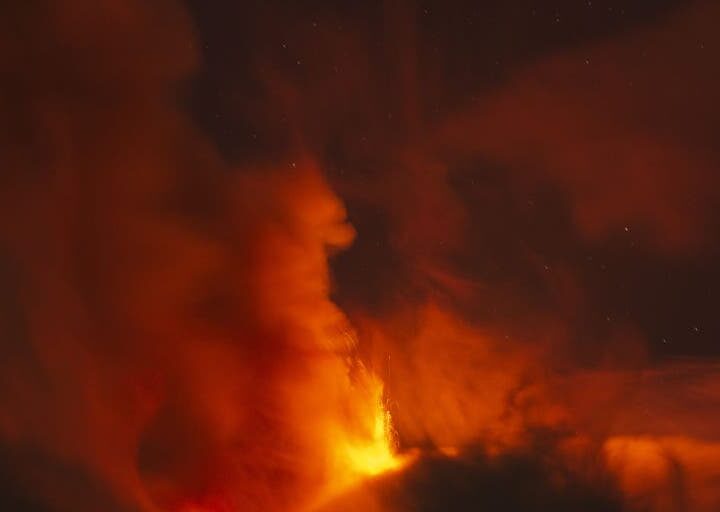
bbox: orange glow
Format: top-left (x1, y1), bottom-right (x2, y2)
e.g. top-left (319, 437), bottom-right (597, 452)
top-left (333, 372), bottom-right (406, 478)
top-left (305, 365), bottom-right (412, 512)
top-left (603, 436), bottom-right (720, 512)
top-left (6, 2), bottom-right (720, 512)
top-left (358, 303), bottom-right (544, 453)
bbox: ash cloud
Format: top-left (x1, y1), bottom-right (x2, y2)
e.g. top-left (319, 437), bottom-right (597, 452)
top-left (4, 1), bottom-right (720, 512)
top-left (221, 1), bottom-right (720, 510)
top-left (0, 2), bottom-right (378, 511)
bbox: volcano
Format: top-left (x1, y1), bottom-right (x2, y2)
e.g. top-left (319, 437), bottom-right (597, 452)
top-left (2, 1), bottom-right (720, 511)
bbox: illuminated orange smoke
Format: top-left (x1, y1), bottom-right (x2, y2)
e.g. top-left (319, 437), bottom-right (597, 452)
top-left (146, 165), bottom-right (410, 512)
top-left (173, 361), bottom-right (406, 512)
top-left (358, 302), bottom-right (551, 454)
top-left (5, 2), bottom-right (720, 512)
top-left (0, 0), bottom-right (406, 506)
top-left (604, 436), bottom-right (720, 512)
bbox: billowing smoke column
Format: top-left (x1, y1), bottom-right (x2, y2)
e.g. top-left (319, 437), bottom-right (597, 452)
top-left (0, 2), bottom-right (402, 511)
top-left (3, 1), bottom-right (720, 512)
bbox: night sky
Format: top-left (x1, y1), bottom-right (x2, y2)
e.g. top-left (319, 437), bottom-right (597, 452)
top-left (186, 0), bottom-right (720, 359)
top-left (2, 1), bottom-right (720, 511)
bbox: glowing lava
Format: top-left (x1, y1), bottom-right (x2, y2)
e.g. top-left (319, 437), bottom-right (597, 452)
top-left (340, 374), bottom-right (406, 477)
top-left (309, 366), bottom-right (412, 511)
